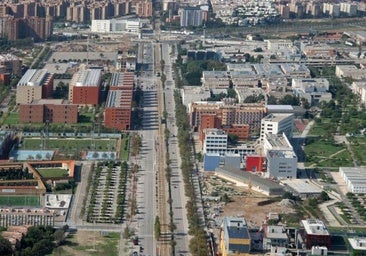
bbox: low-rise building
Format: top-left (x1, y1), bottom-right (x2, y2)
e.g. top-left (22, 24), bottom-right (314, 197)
top-left (348, 237), bottom-right (366, 255)
top-left (263, 225), bottom-right (289, 252)
top-left (263, 133), bottom-right (297, 179)
top-left (301, 219), bottom-right (331, 249)
top-left (16, 69), bottom-right (54, 104)
top-left (91, 18), bottom-right (141, 33)
top-left (203, 128), bottom-right (228, 155)
top-left (339, 167), bottom-right (366, 193)
top-left (19, 99), bottom-right (78, 124)
top-left (220, 217), bottom-right (251, 256)
top-left (292, 78), bottom-right (332, 106)
top-left (335, 65), bottom-right (366, 80)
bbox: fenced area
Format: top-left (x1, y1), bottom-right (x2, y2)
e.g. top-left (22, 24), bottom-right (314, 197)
top-left (0, 196), bottom-right (40, 207)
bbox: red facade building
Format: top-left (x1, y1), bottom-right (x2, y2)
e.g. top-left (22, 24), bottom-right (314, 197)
top-left (69, 69), bottom-right (101, 106)
top-left (19, 99), bottom-right (78, 124)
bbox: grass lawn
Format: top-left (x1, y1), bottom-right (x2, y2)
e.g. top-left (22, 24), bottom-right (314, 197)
top-left (315, 149), bottom-right (354, 167)
top-left (3, 112), bottom-right (19, 125)
top-left (304, 140), bottom-right (348, 167)
top-left (119, 134), bottom-right (130, 161)
top-left (37, 168), bottom-right (69, 178)
top-left (0, 196), bottom-right (40, 207)
top-left (349, 137), bottom-right (366, 166)
top-left (52, 231), bottom-right (120, 256)
top-left (22, 138), bottom-right (117, 153)
top-left (308, 118), bottom-right (333, 136)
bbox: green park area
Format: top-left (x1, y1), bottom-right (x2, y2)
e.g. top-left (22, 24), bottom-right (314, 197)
top-left (0, 195), bottom-right (40, 207)
top-left (52, 231), bottom-right (120, 256)
top-left (2, 112), bottom-right (19, 125)
top-left (304, 138), bottom-right (353, 167)
top-left (349, 137), bottom-right (366, 166)
top-left (36, 168), bottom-right (69, 178)
top-left (119, 134), bottom-right (130, 160)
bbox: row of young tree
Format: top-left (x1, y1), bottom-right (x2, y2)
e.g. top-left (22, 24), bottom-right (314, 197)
top-left (174, 91), bottom-right (209, 255)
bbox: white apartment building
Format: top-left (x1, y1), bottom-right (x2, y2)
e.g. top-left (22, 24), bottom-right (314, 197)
top-left (263, 133), bottom-right (297, 179)
top-left (260, 113), bottom-right (294, 141)
top-left (203, 128), bottom-right (228, 155)
top-left (266, 39), bottom-right (293, 51)
top-left (339, 167), bottom-right (366, 193)
top-left (203, 128), bottom-right (256, 158)
top-left (91, 19), bottom-right (141, 33)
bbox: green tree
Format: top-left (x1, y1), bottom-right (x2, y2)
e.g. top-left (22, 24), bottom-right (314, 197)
top-left (154, 216), bottom-right (161, 240)
top-left (0, 237), bottom-right (12, 256)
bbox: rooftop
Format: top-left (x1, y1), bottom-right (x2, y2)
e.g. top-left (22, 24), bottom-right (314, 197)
top-left (265, 133), bottom-right (292, 149)
top-left (348, 237), bottom-right (366, 250)
top-left (18, 69), bottom-right (49, 87)
top-left (105, 90), bottom-right (131, 108)
top-left (281, 179), bottom-right (322, 194)
top-left (301, 219), bottom-right (330, 236)
top-left (73, 69), bottom-right (102, 87)
top-left (262, 113), bottom-right (294, 123)
top-left (223, 217), bottom-right (250, 239)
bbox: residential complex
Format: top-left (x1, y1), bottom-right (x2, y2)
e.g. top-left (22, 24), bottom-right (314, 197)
top-left (69, 69), bottom-right (102, 106)
top-left (19, 99), bottom-right (78, 124)
top-left (189, 101), bottom-right (266, 136)
top-left (16, 69), bottom-right (53, 104)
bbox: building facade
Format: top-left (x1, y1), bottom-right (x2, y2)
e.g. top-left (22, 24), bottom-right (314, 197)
top-left (69, 69), bottom-right (102, 105)
top-left (263, 133), bottom-right (297, 179)
top-left (19, 99), bottom-right (78, 124)
top-left (220, 217), bottom-right (251, 256)
top-left (260, 113), bottom-right (294, 141)
top-left (16, 69), bottom-right (53, 104)
top-left (301, 219), bottom-right (331, 249)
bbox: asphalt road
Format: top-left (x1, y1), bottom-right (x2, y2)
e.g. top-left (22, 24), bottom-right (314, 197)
top-left (161, 43), bottom-right (191, 255)
top-left (134, 41), bottom-right (158, 256)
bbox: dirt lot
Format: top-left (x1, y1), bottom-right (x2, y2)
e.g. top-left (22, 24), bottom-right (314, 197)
top-left (52, 230), bottom-right (120, 256)
top-left (224, 196), bottom-right (296, 227)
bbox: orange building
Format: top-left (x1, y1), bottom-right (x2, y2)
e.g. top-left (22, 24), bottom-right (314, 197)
top-left (191, 101), bottom-right (266, 139)
top-left (19, 99), bottom-right (78, 124)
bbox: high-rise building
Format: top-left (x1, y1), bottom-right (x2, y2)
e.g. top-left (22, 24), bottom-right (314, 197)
top-left (179, 6), bottom-right (203, 27)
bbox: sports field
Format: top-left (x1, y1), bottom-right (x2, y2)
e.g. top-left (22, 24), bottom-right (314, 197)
top-left (22, 138), bottom-right (118, 153)
top-left (0, 196), bottom-right (40, 207)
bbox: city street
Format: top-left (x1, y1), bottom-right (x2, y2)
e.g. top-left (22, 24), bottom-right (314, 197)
top-left (161, 43), bottom-right (191, 255)
top-left (133, 42), bottom-right (158, 255)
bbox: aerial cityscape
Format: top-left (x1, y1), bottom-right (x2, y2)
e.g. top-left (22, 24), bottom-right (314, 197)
top-left (0, 0), bottom-right (365, 255)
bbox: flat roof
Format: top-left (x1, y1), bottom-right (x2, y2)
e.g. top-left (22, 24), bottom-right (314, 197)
top-left (73, 69), bottom-right (101, 87)
top-left (281, 179), bottom-right (322, 194)
top-left (340, 167), bottom-right (366, 183)
top-left (348, 237), bottom-right (366, 250)
top-left (262, 113), bottom-right (293, 122)
top-left (223, 217), bottom-right (250, 239)
top-left (105, 90), bottom-right (132, 108)
top-left (18, 69), bottom-right (49, 87)
top-left (301, 219), bottom-right (330, 236)
top-left (265, 133), bottom-right (292, 149)
top-left (32, 99), bottom-right (65, 105)
top-left (266, 105), bottom-right (294, 111)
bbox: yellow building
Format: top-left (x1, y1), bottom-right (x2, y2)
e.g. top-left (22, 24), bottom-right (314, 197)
top-left (220, 217), bottom-right (251, 256)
